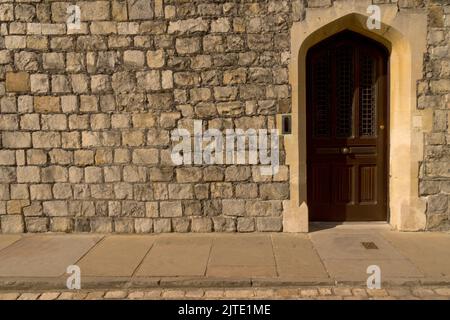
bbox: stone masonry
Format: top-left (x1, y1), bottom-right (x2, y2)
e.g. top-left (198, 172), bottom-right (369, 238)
top-left (0, 0), bottom-right (448, 233)
top-left (417, 0), bottom-right (450, 230)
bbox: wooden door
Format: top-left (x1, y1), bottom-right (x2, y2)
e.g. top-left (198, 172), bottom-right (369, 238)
top-left (307, 31), bottom-right (388, 221)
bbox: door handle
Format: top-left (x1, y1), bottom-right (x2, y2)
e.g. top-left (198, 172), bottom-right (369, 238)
top-left (341, 147), bottom-right (350, 154)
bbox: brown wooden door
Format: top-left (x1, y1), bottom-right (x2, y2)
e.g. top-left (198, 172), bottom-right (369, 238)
top-left (307, 31), bottom-right (388, 221)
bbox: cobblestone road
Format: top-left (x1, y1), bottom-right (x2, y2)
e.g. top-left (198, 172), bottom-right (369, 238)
top-left (1, 286), bottom-right (450, 300)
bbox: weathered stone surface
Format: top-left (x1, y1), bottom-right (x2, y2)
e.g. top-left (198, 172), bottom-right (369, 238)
top-left (34, 96), bottom-right (60, 113)
top-left (6, 72), bottom-right (29, 92)
top-left (91, 217), bottom-right (113, 233)
top-left (427, 194), bottom-right (448, 214)
top-left (79, 1), bottom-right (110, 21)
top-left (15, 52), bottom-right (38, 71)
top-left (134, 218), bottom-right (152, 233)
top-left (0, 168), bottom-right (17, 183)
top-left (256, 217), bottom-right (283, 232)
top-left (222, 199), bottom-right (245, 217)
top-left (175, 38), bottom-right (201, 55)
top-left (137, 71), bottom-right (160, 91)
top-left (43, 53), bottom-right (65, 70)
top-left (5, 36), bottom-right (26, 49)
top-left (160, 201), bottom-right (182, 217)
top-left (0, 115), bottom-right (19, 131)
top-left (132, 149), bottom-right (159, 165)
top-left (112, 71), bottom-right (136, 93)
top-left (2, 132), bottom-right (31, 149)
top-left (183, 200), bottom-right (202, 216)
top-left (1, 215), bottom-right (24, 233)
top-left (168, 18), bottom-right (208, 34)
top-left (0, 97), bottom-right (16, 113)
top-left (203, 167), bottom-right (224, 182)
top-left (112, 0), bottom-right (128, 21)
top-left (212, 216), bottom-right (236, 232)
top-left (191, 217), bottom-right (212, 232)
top-left (124, 50), bottom-right (145, 68)
top-left (43, 201), bottom-right (68, 217)
top-left (153, 218), bottom-right (171, 233)
top-left (32, 132), bottom-right (61, 148)
top-left (7, 199), bottom-right (31, 214)
top-left (246, 200), bottom-right (282, 217)
top-left (128, 0), bottom-right (153, 20)
top-left (172, 217), bottom-right (190, 232)
top-left (237, 217), bottom-right (255, 232)
top-left (0, 4), bottom-right (14, 22)
top-left (25, 217), bottom-right (48, 232)
top-left (147, 50), bottom-right (165, 68)
top-left (169, 184), bottom-right (194, 200)
top-left (176, 168), bottom-right (203, 183)
top-left (0, 151), bottom-right (15, 166)
top-left (17, 166), bottom-right (40, 183)
top-left (259, 183), bottom-right (290, 200)
top-left (114, 218), bottom-right (134, 233)
top-left (225, 166), bottom-right (251, 182)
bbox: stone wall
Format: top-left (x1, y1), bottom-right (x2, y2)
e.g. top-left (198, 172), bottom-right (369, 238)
top-left (0, 0), bottom-right (292, 233)
top-left (0, 0), bottom-right (448, 233)
top-left (417, 0), bottom-right (450, 230)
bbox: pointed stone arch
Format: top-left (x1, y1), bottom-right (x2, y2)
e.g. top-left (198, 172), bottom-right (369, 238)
top-left (281, 2), bottom-right (429, 232)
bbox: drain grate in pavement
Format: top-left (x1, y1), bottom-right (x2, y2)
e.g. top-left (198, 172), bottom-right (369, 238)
top-left (361, 242), bottom-right (378, 250)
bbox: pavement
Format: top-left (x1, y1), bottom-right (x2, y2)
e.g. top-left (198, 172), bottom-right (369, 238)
top-left (0, 223), bottom-right (449, 293)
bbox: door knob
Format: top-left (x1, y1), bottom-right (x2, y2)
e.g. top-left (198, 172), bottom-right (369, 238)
top-left (379, 125), bottom-right (385, 130)
top-left (341, 147), bottom-right (350, 154)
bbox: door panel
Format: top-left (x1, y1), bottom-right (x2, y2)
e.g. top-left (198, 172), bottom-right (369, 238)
top-left (311, 164), bottom-right (331, 203)
top-left (307, 31), bottom-right (388, 222)
top-left (333, 165), bottom-right (353, 204)
top-left (359, 165), bottom-right (377, 203)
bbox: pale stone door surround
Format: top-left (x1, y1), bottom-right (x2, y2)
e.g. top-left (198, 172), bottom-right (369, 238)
top-left (282, 0), bottom-right (430, 232)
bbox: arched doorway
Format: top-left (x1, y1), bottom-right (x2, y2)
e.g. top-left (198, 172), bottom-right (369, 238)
top-left (282, 10), bottom-right (428, 232)
top-left (306, 31), bottom-right (389, 222)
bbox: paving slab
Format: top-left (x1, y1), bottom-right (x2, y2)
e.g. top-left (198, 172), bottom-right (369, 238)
top-left (207, 234), bottom-right (277, 278)
top-left (309, 231), bottom-right (407, 260)
top-left (77, 235), bottom-right (156, 277)
top-left (323, 259), bottom-right (423, 282)
top-left (209, 235), bottom-right (275, 266)
top-left (381, 231), bottom-right (450, 278)
top-left (310, 229), bottom-right (424, 282)
top-left (0, 235), bottom-right (101, 277)
top-left (135, 236), bottom-right (212, 277)
top-left (0, 235), bottom-right (22, 252)
top-left (271, 234), bottom-right (329, 279)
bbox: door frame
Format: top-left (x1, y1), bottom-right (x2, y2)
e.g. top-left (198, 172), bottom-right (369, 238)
top-left (280, 7), bottom-right (429, 232)
top-left (305, 31), bottom-right (390, 222)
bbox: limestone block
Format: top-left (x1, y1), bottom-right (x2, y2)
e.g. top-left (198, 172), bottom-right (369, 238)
top-left (6, 72), bottom-right (30, 92)
top-left (237, 217), bottom-right (255, 232)
top-left (1, 215), bottom-right (24, 233)
top-left (191, 217), bottom-right (212, 232)
top-left (160, 201), bottom-right (182, 217)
